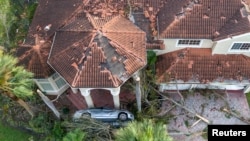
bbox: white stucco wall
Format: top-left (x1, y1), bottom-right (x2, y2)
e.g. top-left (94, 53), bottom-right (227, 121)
top-left (155, 38), bottom-right (214, 55)
top-left (212, 33), bottom-right (250, 57)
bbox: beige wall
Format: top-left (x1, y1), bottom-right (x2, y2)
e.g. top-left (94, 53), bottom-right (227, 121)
top-left (155, 39), bottom-right (213, 55)
top-left (212, 33), bottom-right (250, 57)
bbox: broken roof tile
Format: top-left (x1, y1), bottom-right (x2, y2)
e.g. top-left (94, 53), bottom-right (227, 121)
top-left (156, 48), bottom-right (250, 83)
top-left (157, 0), bottom-right (250, 40)
top-left (48, 14), bottom-right (146, 88)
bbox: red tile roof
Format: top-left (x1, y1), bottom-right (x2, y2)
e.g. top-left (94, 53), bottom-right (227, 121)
top-left (157, 0), bottom-right (250, 39)
top-left (16, 34), bottom-right (54, 78)
top-left (131, 0), bottom-right (250, 43)
top-left (16, 0), bottom-right (83, 78)
top-left (156, 48), bottom-right (250, 83)
top-left (48, 14), bottom-right (146, 88)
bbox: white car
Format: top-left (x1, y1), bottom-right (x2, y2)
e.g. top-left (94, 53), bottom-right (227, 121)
top-left (73, 107), bottom-right (134, 122)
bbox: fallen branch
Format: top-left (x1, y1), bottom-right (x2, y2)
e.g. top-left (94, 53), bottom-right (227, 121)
top-left (149, 85), bottom-right (210, 124)
top-left (157, 105), bottom-right (176, 117)
top-left (190, 119), bottom-right (202, 128)
top-left (222, 108), bottom-right (250, 124)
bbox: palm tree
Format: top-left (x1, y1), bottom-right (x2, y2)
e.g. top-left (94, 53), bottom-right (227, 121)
top-left (0, 49), bottom-right (34, 117)
top-left (0, 0), bottom-right (15, 48)
top-left (115, 119), bottom-right (173, 141)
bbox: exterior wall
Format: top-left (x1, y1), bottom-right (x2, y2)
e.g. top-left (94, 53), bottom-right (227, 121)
top-left (212, 33), bottom-right (250, 57)
top-left (158, 80), bottom-right (250, 93)
top-left (155, 38), bottom-right (214, 55)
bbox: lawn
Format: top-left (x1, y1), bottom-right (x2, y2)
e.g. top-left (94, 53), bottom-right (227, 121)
top-left (247, 93), bottom-right (250, 108)
top-left (0, 121), bottom-right (32, 141)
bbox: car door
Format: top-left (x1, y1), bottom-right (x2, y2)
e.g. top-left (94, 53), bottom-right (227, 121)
top-left (102, 108), bottom-right (116, 120)
top-left (89, 109), bottom-right (102, 119)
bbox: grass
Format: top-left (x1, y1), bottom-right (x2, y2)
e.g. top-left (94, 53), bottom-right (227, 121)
top-left (246, 93), bottom-right (250, 108)
top-left (0, 121), bottom-right (32, 141)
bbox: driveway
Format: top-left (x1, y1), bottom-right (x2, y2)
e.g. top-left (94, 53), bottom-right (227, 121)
top-left (159, 89), bottom-right (250, 141)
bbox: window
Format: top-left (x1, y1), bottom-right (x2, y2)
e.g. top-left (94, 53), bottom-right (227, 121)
top-left (55, 78), bottom-right (66, 88)
top-left (51, 73), bottom-right (67, 89)
top-left (177, 40), bottom-right (201, 46)
top-left (230, 43), bottom-right (250, 51)
top-left (36, 79), bottom-right (54, 91)
top-left (40, 83), bottom-right (54, 91)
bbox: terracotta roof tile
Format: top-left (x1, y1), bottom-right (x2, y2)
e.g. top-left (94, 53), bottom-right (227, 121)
top-left (146, 40), bottom-right (165, 50)
top-left (156, 48), bottom-right (250, 83)
top-left (157, 0), bottom-right (250, 39)
top-left (16, 35), bottom-right (54, 78)
top-left (48, 14), bottom-right (146, 88)
top-left (25, 0), bottom-right (82, 40)
top-left (131, 0), bottom-right (164, 41)
top-left (16, 0), bottom-right (82, 78)
top-left (131, 0), bottom-right (164, 16)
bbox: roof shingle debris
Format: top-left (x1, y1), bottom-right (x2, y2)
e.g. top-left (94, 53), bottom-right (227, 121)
top-left (156, 48), bottom-right (250, 83)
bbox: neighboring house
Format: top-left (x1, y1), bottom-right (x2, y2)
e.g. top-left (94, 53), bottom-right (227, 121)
top-left (16, 0), bottom-right (146, 109)
top-left (16, 0), bottom-right (250, 110)
top-left (130, 0), bottom-right (250, 93)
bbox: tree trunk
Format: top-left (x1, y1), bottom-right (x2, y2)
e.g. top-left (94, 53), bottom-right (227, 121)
top-left (1, 90), bottom-right (34, 117)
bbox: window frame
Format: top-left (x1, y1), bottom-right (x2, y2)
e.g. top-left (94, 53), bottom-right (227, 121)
top-left (35, 79), bottom-right (55, 91)
top-left (35, 73), bottom-right (68, 92)
top-left (177, 39), bottom-right (202, 47)
top-left (229, 42), bottom-right (250, 52)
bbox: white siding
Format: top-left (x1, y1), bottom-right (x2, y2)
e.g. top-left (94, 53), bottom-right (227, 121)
top-left (212, 33), bottom-right (250, 57)
top-left (156, 39), bottom-right (214, 55)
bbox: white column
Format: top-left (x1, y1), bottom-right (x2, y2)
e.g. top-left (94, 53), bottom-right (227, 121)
top-left (79, 88), bottom-right (94, 108)
top-left (110, 87), bottom-right (120, 109)
top-left (133, 73), bottom-right (142, 112)
top-left (71, 88), bottom-right (78, 94)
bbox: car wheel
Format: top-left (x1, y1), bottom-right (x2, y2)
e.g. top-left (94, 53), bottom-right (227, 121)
top-left (81, 113), bottom-right (91, 118)
top-left (118, 113), bottom-right (127, 121)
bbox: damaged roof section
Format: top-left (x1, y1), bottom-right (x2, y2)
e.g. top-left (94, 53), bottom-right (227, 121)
top-left (130, 0), bottom-right (250, 40)
top-left (157, 0), bottom-right (250, 39)
top-left (48, 13), bottom-right (146, 88)
top-left (156, 48), bottom-right (250, 83)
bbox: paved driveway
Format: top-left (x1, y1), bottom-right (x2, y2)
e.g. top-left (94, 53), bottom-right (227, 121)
top-left (159, 90), bottom-right (250, 141)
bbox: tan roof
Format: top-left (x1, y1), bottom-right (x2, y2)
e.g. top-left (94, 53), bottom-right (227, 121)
top-left (156, 48), bottom-right (250, 83)
top-left (157, 0), bottom-right (250, 39)
top-left (48, 14), bottom-right (146, 88)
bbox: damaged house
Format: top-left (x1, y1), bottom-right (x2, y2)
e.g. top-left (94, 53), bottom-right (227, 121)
top-left (16, 0), bottom-right (250, 110)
